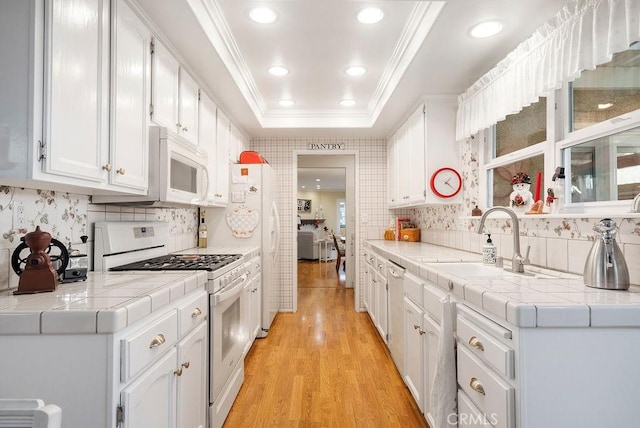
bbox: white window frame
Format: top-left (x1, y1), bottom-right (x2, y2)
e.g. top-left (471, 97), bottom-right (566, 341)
top-left (481, 92), bottom-right (556, 210)
top-left (482, 81), bottom-right (640, 215)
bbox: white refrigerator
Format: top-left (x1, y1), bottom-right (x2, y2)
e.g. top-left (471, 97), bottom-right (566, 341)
top-left (207, 163), bottom-right (280, 337)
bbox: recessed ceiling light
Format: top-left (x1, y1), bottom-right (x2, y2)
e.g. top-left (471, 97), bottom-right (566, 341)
top-left (269, 66), bottom-right (289, 76)
top-left (278, 99), bottom-right (295, 107)
top-left (345, 66), bottom-right (367, 77)
top-left (250, 7), bottom-right (276, 24)
top-left (469, 20), bottom-right (503, 38)
top-left (598, 102), bottom-right (614, 110)
top-left (357, 7), bottom-right (383, 24)
top-left (340, 99), bottom-right (356, 107)
top-left (315, 178), bottom-right (321, 182)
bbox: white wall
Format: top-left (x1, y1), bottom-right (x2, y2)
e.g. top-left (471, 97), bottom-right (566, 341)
top-left (297, 189), bottom-right (345, 233)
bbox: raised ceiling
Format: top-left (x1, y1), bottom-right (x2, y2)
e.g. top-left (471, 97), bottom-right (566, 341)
top-left (135, 0), bottom-right (569, 138)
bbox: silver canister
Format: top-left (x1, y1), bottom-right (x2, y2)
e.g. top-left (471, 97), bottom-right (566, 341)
top-left (583, 219), bottom-right (629, 290)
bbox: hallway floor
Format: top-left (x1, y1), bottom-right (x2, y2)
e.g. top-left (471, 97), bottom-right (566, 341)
top-left (223, 261), bottom-right (427, 427)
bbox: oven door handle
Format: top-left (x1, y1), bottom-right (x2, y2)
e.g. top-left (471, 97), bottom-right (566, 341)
top-left (214, 274), bottom-right (248, 305)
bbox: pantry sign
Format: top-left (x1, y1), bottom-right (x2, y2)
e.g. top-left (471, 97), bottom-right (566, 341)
top-left (307, 143), bottom-right (345, 150)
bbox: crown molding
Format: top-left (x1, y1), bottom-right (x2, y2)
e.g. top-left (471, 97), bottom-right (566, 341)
top-left (186, 0), bottom-right (445, 128)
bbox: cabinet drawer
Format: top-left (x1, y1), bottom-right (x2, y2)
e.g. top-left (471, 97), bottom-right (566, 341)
top-left (121, 310), bottom-right (179, 382)
top-left (457, 346), bottom-right (514, 428)
top-left (423, 283), bottom-right (446, 323)
top-left (458, 389), bottom-right (495, 427)
top-left (178, 291), bottom-right (208, 336)
top-left (404, 272), bottom-right (423, 305)
top-left (457, 316), bottom-right (514, 379)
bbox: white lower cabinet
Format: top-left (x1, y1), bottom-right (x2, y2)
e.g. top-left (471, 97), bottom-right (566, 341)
top-left (242, 257), bottom-right (262, 355)
top-left (176, 322), bottom-right (208, 428)
top-left (120, 347), bottom-right (177, 428)
top-left (120, 321), bottom-right (207, 428)
top-left (404, 296), bottom-right (424, 411)
top-left (402, 274), bottom-right (442, 426)
top-left (0, 289), bottom-right (208, 427)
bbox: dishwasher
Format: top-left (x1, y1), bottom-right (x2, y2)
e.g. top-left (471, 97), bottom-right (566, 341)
top-left (386, 260), bottom-right (405, 374)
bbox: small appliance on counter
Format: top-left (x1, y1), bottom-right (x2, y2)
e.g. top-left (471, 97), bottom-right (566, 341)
top-left (11, 226), bottom-right (67, 294)
top-left (584, 219), bottom-right (629, 290)
top-left (62, 235), bottom-right (89, 283)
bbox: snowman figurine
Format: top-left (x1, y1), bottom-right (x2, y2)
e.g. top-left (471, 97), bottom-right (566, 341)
top-left (509, 172), bottom-right (534, 212)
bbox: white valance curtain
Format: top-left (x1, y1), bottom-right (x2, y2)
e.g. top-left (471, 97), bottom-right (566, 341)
top-left (456, 0), bottom-right (640, 141)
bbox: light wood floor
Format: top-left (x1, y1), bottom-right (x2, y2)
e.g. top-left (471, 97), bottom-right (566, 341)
top-left (223, 260), bottom-right (428, 427)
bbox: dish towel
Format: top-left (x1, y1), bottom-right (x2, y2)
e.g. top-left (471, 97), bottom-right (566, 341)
top-left (429, 294), bottom-right (457, 428)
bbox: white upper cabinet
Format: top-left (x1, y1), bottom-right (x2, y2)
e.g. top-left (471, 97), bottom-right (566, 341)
top-left (109, 0), bottom-right (150, 191)
top-left (214, 109), bottom-right (230, 205)
top-left (151, 38), bottom-right (199, 145)
top-left (387, 98), bottom-right (461, 207)
top-left (198, 89), bottom-right (218, 205)
top-left (44, 0), bottom-right (110, 184)
top-left (150, 37), bottom-right (179, 131)
top-left (0, 0), bottom-right (150, 195)
top-left (177, 69), bottom-right (199, 145)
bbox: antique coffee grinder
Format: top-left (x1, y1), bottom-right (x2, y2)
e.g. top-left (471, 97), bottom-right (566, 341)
top-left (11, 226), bottom-right (68, 294)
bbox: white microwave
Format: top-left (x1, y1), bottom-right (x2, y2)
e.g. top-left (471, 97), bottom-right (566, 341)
top-left (93, 127), bottom-right (209, 206)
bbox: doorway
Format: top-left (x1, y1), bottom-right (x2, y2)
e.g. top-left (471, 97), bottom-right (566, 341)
top-left (293, 152), bottom-right (358, 312)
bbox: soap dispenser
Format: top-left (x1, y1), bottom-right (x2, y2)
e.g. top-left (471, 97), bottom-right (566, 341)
top-left (482, 233), bottom-right (497, 265)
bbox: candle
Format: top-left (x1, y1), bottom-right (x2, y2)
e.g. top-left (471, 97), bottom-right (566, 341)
top-left (534, 172), bottom-right (542, 202)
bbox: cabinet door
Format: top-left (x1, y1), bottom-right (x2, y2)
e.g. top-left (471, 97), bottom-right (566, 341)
top-left (120, 348), bottom-right (177, 428)
top-left (198, 90), bottom-right (217, 204)
top-left (387, 135), bottom-right (398, 207)
top-left (423, 313), bottom-right (441, 420)
top-left (404, 297), bottom-right (424, 412)
top-left (375, 270), bottom-right (388, 342)
top-left (151, 37), bottom-right (179, 131)
top-left (176, 322), bottom-right (207, 428)
top-left (405, 106), bottom-right (426, 204)
top-left (110, 0), bottom-right (150, 191)
top-left (178, 69), bottom-right (199, 145)
top-left (395, 123), bottom-right (410, 204)
top-left (214, 109), bottom-right (230, 205)
top-left (250, 275), bottom-right (262, 340)
top-left (44, 0), bottom-right (109, 182)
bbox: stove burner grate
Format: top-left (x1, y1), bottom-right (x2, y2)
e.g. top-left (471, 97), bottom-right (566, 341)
top-left (110, 254), bottom-right (242, 271)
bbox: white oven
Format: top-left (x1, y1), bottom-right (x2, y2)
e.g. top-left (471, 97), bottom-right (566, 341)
top-left (209, 262), bottom-right (250, 428)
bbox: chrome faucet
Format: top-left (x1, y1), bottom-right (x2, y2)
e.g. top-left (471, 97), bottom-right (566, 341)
top-left (477, 206), bottom-right (530, 273)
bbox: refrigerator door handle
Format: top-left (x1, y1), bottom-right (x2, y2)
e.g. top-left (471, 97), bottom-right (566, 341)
top-left (270, 201), bottom-right (280, 258)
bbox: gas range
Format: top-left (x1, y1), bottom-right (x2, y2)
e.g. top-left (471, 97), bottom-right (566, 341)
top-left (93, 222), bottom-right (246, 284)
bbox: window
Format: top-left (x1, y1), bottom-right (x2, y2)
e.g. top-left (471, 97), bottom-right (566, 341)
top-left (483, 44), bottom-right (640, 213)
top-left (570, 44), bottom-right (640, 132)
top-left (484, 98), bottom-right (548, 208)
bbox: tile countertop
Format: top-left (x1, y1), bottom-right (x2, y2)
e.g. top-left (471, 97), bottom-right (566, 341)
top-left (366, 240), bottom-right (640, 329)
top-left (0, 271), bottom-right (209, 335)
top-left (0, 246), bottom-right (261, 336)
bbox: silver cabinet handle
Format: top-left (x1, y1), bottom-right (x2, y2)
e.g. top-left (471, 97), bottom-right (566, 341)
top-left (413, 324), bottom-right (420, 330)
top-left (102, 163), bottom-right (112, 171)
top-left (418, 329), bottom-right (426, 336)
top-left (149, 334), bottom-right (166, 349)
top-left (182, 126), bottom-right (188, 132)
top-left (176, 123), bottom-right (182, 128)
top-left (174, 367), bottom-right (183, 376)
top-left (470, 377), bottom-right (486, 395)
top-left (469, 336), bottom-right (485, 351)
top-left (117, 167), bottom-right (126, 175)
top-left (191, 307), bottom-right (202, 318)
top-left (181, 361), bottom-right (190, 370)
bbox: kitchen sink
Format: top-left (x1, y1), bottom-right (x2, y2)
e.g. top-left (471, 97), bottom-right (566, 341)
top-left (422, 262), bottom-right (561, 279)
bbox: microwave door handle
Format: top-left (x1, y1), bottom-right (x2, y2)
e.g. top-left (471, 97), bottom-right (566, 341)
top-left (214, 274), bottom-right (248, 305)
top-left (201, 163), bottom-right (210, 205)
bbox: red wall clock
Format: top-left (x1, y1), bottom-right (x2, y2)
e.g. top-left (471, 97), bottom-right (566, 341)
top-left (429, 167), bottom-right (462, 198)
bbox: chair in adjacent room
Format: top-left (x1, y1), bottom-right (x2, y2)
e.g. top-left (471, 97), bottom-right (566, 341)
top-left (0, 399), bottom-right (62, 428)
top-left (331, 234), bottom-right (346, 274)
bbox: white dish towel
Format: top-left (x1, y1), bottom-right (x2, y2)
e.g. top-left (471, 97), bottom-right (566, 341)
top-left (429, 294), bottom-right (457, 428)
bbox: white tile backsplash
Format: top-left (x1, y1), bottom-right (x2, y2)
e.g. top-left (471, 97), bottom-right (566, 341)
top-left (546, 238), bottom-right (568, 272)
